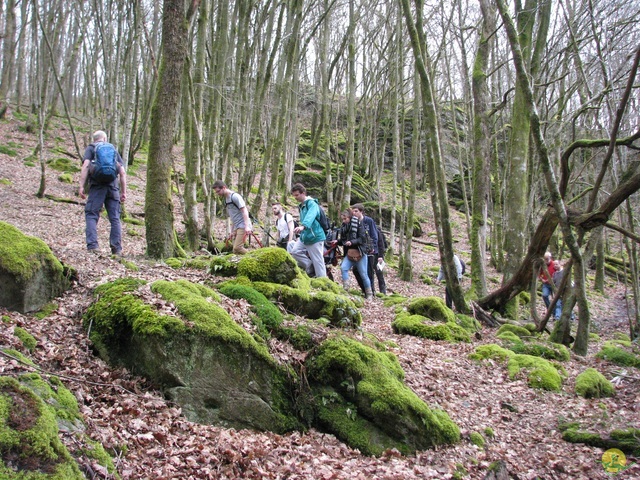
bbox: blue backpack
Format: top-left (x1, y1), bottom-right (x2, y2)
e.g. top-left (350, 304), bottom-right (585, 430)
top-left (90, 142), bottom-right (118, 184)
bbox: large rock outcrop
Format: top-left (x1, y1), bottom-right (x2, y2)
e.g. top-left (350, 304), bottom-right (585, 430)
top-left (83, 278), bottom-right (301, 433)
top-left (0, 221), bottom-right (70, 313)
top-left (84, 276), bottom-right (461, 455)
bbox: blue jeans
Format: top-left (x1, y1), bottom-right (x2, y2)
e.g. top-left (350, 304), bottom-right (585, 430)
top-left (341, 253), bottom-right (371, 289)
top-left (554, 298), bottom-right (563, 319)
top-left (85, 184), bottom-right (122, 253)
top-left (542, 283), bottom-right (552, 308)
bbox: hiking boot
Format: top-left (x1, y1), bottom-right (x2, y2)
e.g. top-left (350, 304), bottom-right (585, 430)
top-left (365, 288), bottom-right (373, 300)
top-left (88, 248), bottom-right (100, 256)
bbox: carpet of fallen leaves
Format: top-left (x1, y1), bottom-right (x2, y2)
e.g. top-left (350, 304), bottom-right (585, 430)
top-left (0, 116), bottom-right (639, 479)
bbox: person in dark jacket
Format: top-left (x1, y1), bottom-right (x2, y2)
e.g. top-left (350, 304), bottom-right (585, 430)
top-left (351, 204), bottom-right (379, 295)
top-left (335, 209), bottom-right (372, 299)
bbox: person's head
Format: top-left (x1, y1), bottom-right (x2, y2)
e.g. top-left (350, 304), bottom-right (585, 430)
top-left (93, 130), bottom-right (107, 142)
top-left (553, 260), bottom-right (562, 271)
top-left (271, 202), bottom-right (283, 216)
top-left (544, 251), bottom-right (553, 264)
top-left (212, 180), bottom-right (227, 196)
top-left (340, 209), bottom-right (352, 224)
top-left (351, 203), bottom-right (365, 219)
top-left (291, 183), bottom-right (307, 202)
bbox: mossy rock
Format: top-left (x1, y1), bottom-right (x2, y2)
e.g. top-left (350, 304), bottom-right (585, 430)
top-left (595, 342), bottom-right (640, 368)
top-left (469, 431), bottom-right (486, 448)
top-left (503, 340), bottom-right (570, 362)
top-left (13, 327), bottom-right (37, 352)
top-left (237, 247), bottom-right (299, 286)
top-left (560, 423), bottom-right (640, 456)
top-left (165, 256), bottom-right (212, 270)
top-left (406, 296), bottom-right (455, 323)
top-left (210, 254), bottom-right (240, 277)
top-left (0, 375), bottom-right (84, 479)
top-left (469, 344), bottom-right (564, 391)
top-left (251, 281), bottom-right (361, 328)
top-left (455, 314), bottom-right (481, 333)
top-left (496, 323), bottom-right (534, 339)
top-left (305, 335), bottom-right (460, 456)
top-left (392, 312), bottom-right (470, 343)
top-left (575, 368), bottom-right (615, 398)
top-left (83, 278), bottom-right (300, 433)
top-left (0, 221), bottom-right (70, 313)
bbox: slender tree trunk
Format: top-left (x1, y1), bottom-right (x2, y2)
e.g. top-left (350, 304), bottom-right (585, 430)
top-left (146, 0), bottom-right (199, 259)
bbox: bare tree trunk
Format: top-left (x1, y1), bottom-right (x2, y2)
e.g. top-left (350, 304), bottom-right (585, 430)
top-left (470, 0), bottom-right (495, 298)
top-left (146, 0), bottom-right (199, 259)
top-left (400, 0), bottom-right (467, 312)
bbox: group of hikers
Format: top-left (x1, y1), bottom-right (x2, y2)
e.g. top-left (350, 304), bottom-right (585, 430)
top-left (539, 251), bottom-right (573, 321)
top-left (215, 180), bottom-right (387, 300)
top-left (79, 130), bottom-right (569, 312)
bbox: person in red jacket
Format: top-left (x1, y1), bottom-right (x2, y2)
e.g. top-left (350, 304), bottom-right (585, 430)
top-left (539, 251), bottom-right (556, 309)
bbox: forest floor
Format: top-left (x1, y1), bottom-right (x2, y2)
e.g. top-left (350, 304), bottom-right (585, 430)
top-left (0, 115), bottom-right (639, 480)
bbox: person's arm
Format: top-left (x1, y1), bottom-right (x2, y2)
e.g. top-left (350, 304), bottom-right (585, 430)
top-left (369, 219), bottom-right (378, 254)
top-left (79, 159), bottom-right (91, 199)
top-left (286, 214), bottom-right (295, 242)
top-left (454, 255), bottom-right (462, 279)
top-left (241, 206), bottom-right (252, 232)
top-left (118, 164), bottom-right (127, 202)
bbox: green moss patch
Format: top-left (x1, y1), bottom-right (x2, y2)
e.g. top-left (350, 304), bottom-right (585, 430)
top-left (392, 312), bottom-right (470, 343)
top-left (210, 254), bottom-right (240, 277)
top-left (575, 368), bottom-right (615, 398)
top-left (469, 344), bottom-right (564, 391)
top-left (496, 323), bottom-right (534, 339)
top-left (560, 422), bottom-right (640, 456)
top-left (13, 327), bottom-right (37, 352)
top-left (165, 257), bottom-right (212, 270)
top-left (0, 376), bottom-right (84, 479)
top-left (46, 157), bottom-right (81, 173)
top-left (307, 335), bottom-right (460, 455)
top-left (0, 221), bottom-right (65, 283)
top-left (251, 281), bottom-right (361, 328)
top-left (406, 296), bottom-right (455, 323)
top-left (596, 342), bottom-right (640, 368)
top-left (237, 247), bottom-right (299, 286)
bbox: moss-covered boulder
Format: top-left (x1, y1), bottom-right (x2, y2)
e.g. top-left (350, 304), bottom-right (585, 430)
top-left (238, 247), bottom-right (299, 286)
top-left (496, 323), bottom-right (534, 339)
top-left (0, 221), bottom-right (70, 313)
top-left (596, 341), bottom-right (640, 368)
top-left (406, 296), bottom-right (455, 323)
top-left (392, 312), bottom-right (470, 343)
top-left (0, 375), bottom-right (84, 479)
top-left (470, 344), bottom-right (564, 391)
top-left (83, 278), bottom-right (301, 433)
top-left (305, 336), bottom-right (460, 455)
top-left (217, 282), bottom-right (314, 351)
top-left (575, 368), bottom-right (615, 398)
top-left (210, 254), bottom-right (241, 277)
top-left (251, 281), bottom-right (361, 327)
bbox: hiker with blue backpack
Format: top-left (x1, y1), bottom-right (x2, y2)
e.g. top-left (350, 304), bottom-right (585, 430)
top-left (289, 183), bottom-right (327, 278)
top-left (79, 130), bottom-right (127, 256)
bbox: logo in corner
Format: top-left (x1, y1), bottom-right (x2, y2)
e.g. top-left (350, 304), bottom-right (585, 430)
top-left (601, 448), bottom-right (631, 474)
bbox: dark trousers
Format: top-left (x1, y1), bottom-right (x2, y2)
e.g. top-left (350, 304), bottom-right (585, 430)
top-left (355, 254), bottom-right (387, 294)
